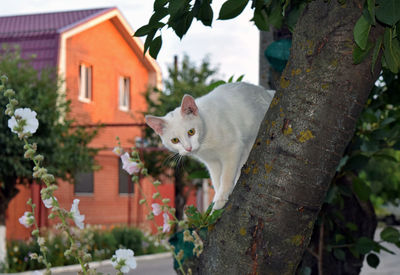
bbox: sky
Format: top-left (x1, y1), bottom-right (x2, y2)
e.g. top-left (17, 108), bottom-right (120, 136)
top-left (0, 0), bottom-right (260, 85)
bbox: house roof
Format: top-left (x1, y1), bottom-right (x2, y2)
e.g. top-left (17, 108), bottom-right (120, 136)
top-left (0, 8), bottom-right (161, 88)
top-left (0, 8), bottom-right (112, 38)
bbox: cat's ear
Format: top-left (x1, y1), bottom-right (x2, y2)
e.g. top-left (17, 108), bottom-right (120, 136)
top-left (181, 94), bottom-right (198, 116)
top-left (145, 115), bottom-right (166, 135)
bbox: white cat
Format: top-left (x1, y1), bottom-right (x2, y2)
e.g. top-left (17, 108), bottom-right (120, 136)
top-left (145, 82), bottom-right (275, 209)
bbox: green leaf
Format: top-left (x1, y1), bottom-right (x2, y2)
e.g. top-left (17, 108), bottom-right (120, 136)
top-left (236, 75), bottom-right (245, 82)
top-left (134, 22), bottom-right (165, 37)
top-left (149, 36), bottom-right (162, 59)
top-left (366, 253), bottom-right (380, 268)
top-left (218, 0), bottom-right (249, 20)
top-left (380, 226), bottom-right (400, 243)
top-left (134, 24), bottom-right (153, 37)
top-left (383, 28), bottom-right (400, 73)
top-left (376, 0), bottom-right (400, 26)
top-left (170, 12), bottom-right (194, 39)
top-left (188, 169), bottom-right (209, 179)
top-left (372, 36), bottom-right (382, 72)
top-left (353, 41), bottom-right (374, 64)
top-left (154, 0), bottom-right (168, 11)
top-left (169, 0), bottom-right (189, 18)
top-left (354, 15), bottom-right (371, 50)
top-left (193, 0), bottom-right (214, 26)
top-left (353, 177), bottom-right (371, 201)
top-left (144, 30), bottom-right (157, 54)
top-left (252, 9), bottom-right (270, 31)
top-left (268, 2), bottom-right (283, 29)
top-left (149, 8), bottom-right (169, 24)
top-left (208, 80), bottom-right (226, 91)
top-left (367, 0), bottom-right (376, 25)
top-left (356, 237), bottom-right (377, 254)
top-left (333, 249), bottom-right (346, 261)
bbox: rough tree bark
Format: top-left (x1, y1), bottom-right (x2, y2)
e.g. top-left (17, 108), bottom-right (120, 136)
top-left (187, 0), bottom-right (382, 274)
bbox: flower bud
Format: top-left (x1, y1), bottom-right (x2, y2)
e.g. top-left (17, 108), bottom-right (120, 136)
top-left (152, 192), bottom-right (160, 199)
top-left (10, 98), bottom-right (18, 106)
top-left (152, 180), bottom-right (161, 186)
top-left (162, 198), bottom-right (170, 204)
top-left (34, 154), bottom-right (44, 162)
top-left (32, 229), bottom-right (39, 236)
top-left (139, 199), bottom-right (146, 205)
top-left (24, 149), bottom-right (35, 159)
top-left (42, 173), bottom-right (55, 184)
top-left (1, 75), bottom-right (8, 83)
top-left (4, 89), bottom-right (15, 97)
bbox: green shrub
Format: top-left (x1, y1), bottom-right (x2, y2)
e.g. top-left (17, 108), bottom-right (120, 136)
top-left (4, 225), bottom-right (167, 273)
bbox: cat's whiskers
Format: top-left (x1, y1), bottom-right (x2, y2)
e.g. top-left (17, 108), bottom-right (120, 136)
top-left (162, 152), bottom-right (180, 168)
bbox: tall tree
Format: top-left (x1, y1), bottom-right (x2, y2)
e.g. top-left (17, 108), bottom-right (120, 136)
top-left (137, 0), bottom-right (400, 273)
top-left (0, 51), bottom-right (98, 228)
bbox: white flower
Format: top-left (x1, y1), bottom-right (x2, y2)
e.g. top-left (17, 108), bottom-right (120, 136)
top-left (8, 108), bottom-right (39, 135)
top-left (43, 197), bottom-right (57, 209)
top-left (120, 152), bottom-right (140, 175)
top-left (162, 213), bottom-right (171, 233)
top-left (151, 203), bottom-right (162, 216)
top-left (19, 211), bottom-right (34, 228)
top-left (112, 146), bottom-right (123, 156)
top-left (111, 249), bottom-right (137, 273)
top-left (70, 199), bottom-right (85, 229)
top-left (37, 237), bottom-right (45, 246)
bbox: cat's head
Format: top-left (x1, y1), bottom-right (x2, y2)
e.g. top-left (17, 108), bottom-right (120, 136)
top-left (145, 94), bottom-right (203, 156)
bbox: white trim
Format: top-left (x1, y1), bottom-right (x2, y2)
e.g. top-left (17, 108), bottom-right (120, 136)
top-left (57, 8), bottom-right (162, 97)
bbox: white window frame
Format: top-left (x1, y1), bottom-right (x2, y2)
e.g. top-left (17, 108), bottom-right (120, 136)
top-left (119, 76), bottom-right (130, 111)
top-left (79, 64), bottom-right (92, 103)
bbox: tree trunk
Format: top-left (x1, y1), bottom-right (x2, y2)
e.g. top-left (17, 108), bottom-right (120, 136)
top-left (188, 0), bottom-right (382, 274)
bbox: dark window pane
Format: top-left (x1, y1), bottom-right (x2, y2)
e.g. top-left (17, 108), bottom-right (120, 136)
top-left (75, 171), bottom-right (94, 193)
top-left (119, 159), bottom-right (134, 194)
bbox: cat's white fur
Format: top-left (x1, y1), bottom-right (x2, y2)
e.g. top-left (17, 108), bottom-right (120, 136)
top-left (145, 82), bottom-right (275, 209)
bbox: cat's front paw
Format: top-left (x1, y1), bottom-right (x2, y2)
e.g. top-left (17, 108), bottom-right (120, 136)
top-left (213, 198), bottom-right (228, 210)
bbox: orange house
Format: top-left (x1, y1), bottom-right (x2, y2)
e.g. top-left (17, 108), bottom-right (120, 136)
top-left (0, 7), bottom-right (184, 240)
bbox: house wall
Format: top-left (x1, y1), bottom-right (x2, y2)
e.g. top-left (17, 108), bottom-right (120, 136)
top-left (6, 18), bottom-right (178, 240)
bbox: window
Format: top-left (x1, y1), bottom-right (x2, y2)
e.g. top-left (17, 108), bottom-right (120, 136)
top-left (74, 171), bottom-right (94, 194)
top-left (79, 64), bottom-right (92, 102)
top-left (119, 76), bottom-right (130, 111)
top-left (119, 158), bottom-right (134, 194)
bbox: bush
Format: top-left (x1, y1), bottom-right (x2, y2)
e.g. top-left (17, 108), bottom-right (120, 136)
top-left (4, 225), bottom-right (167, 273)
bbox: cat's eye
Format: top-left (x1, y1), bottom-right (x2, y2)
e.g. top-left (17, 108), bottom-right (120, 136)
top-left (188, 128), bottom-right (196, 136)
top-left (171, 138), bottom-right (180, 144)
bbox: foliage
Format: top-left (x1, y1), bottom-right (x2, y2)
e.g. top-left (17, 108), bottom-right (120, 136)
top-left (0, 49), bottom-right (98, 188)
top-left (4, 225), bottom-right (167, 273)
top-left (137, 0), bottom-right (400, 75)
top-left (313, 69), bottom-right (400, 269)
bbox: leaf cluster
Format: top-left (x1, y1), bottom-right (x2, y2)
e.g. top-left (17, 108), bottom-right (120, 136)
top-left (353, 0), bottom-right (400, 73)
top-left (320, 69), bottom-right (400, 269)
top-left (0, 49), bottom-right (98, 187)
top-left (135, 0), bottom-right (305, 59)
top-left (185, 203), bottom-right (223, 230)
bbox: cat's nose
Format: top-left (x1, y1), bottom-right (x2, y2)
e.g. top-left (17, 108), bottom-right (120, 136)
top-left (185, 146), bottom-right (192, 152)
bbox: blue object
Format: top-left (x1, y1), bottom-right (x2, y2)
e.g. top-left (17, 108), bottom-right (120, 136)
top-left (264, 39), bottom-right (292, 72)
